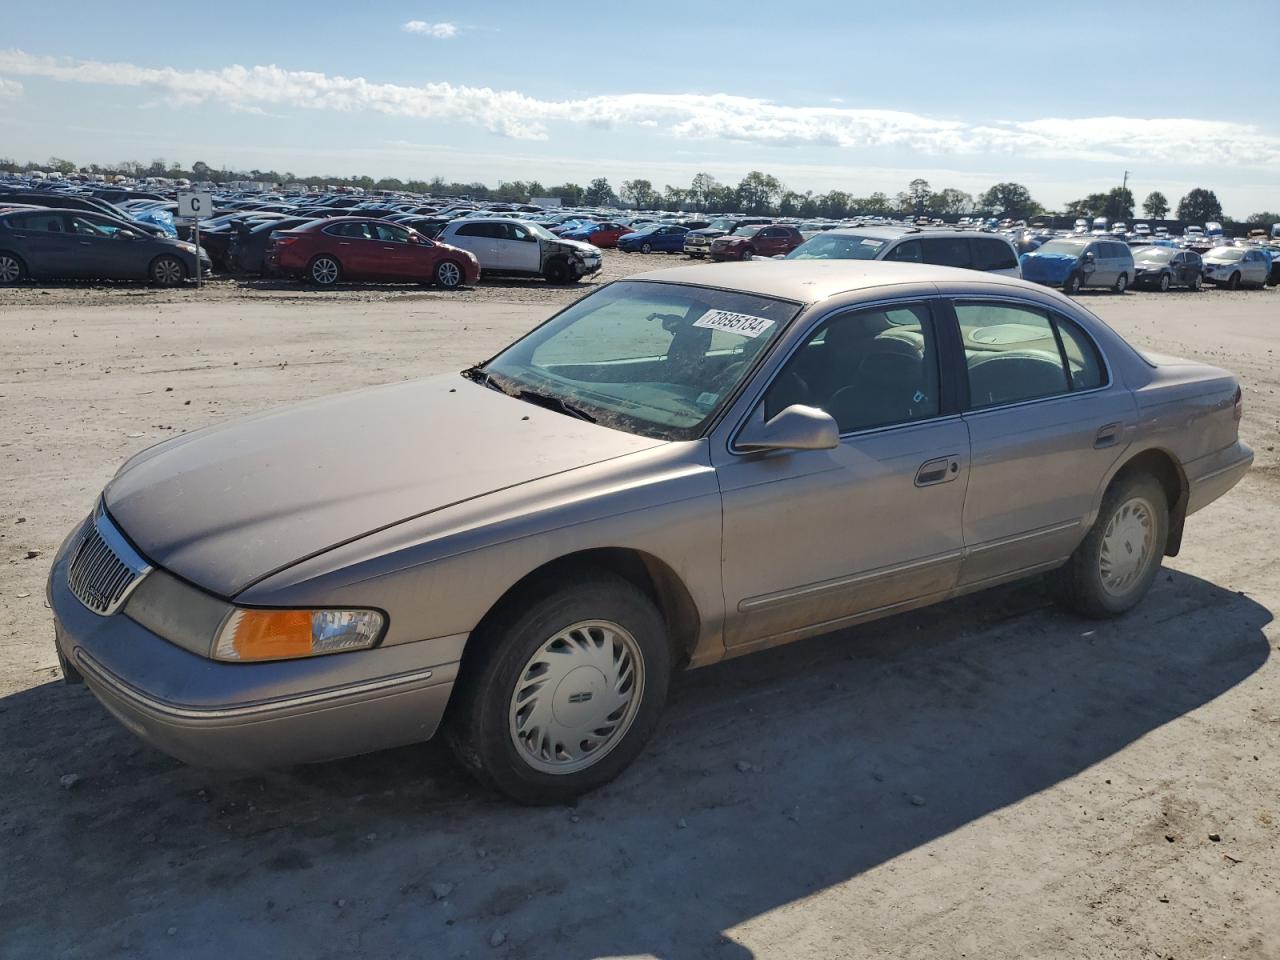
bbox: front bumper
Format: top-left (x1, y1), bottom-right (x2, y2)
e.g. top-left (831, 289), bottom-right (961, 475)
top-left (574, 255), bottom-right (602, 277)
top-left (47, 534), bottom-right (459, 769)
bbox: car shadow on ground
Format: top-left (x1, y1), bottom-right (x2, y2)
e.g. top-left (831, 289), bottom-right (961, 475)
top-left (0, 570), bottom-right (1270, 959)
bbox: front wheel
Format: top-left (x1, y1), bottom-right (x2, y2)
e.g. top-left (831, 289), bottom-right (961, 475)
top-left (1113, 272), bottom-right (1128, 294)
top-left (543, 258), bottom-right (573, 284)
top-left (740, 246), bottom-right (755, 261)
top-left (1063, 272), bottom-right (1082, 295)
top-left (640, 242), bottom-right (653, 254)
top-left (434, 259), bottom-right (464, 289)
top-left (1191, 273), bottom-right (1203, 291)
top-left (149, 255), bottom-right (186, 287)
top-left (1227, 271), bottom-right (1241, 290)
top-left (1048, 472), bottom-right (1168, 618)
top-left (445, 570), bottom-right (672, 805)
top-left (1158, 272), bottom-right (1171, 292)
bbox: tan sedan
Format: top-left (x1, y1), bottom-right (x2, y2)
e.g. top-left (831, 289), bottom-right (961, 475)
top-left (48, 261), bottom-right (1252, 804)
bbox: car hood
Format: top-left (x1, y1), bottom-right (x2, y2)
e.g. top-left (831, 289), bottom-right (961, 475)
top-left (686, 228), bottom-right (726, 239)
top-left (104, 374), bottom-right (664, 597)
top-left (550, 237), bottom-right (600, 256)
top-left (1019, 252), bottom-right (1077, 278)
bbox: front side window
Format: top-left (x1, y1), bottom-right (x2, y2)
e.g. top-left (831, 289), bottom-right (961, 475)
top-left (885, 239), bottom-right (922, 263)
top-left (764, 302), bottom-right (940, 434)
top-left (480, 280), bottom-right (801, 440)
top-left (956, 302), bottom-right (1106, 408)
top-left (372, 223), bottom-right (410, 243)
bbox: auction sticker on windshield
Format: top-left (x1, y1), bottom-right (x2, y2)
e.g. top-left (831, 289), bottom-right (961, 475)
top-left (693, 310), bottom-right (775, 339)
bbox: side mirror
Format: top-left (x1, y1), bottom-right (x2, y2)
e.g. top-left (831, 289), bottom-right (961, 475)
top-left (116, 230), bottom-right (140, 240)
top-left (737, 404), bottom-right (840, 453)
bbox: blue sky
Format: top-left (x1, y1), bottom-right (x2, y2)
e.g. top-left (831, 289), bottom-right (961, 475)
top-left (2, 0), bottom-right (1278, 214)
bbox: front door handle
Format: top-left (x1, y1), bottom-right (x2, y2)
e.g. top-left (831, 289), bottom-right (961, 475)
top-left (915, 455), bottom-right (961, 487)
top-left (1094, 423), bottom-right (1121, 448)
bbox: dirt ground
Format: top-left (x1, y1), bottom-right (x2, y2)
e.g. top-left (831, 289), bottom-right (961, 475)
top-left (1, 254), bottom-right (1277, 960)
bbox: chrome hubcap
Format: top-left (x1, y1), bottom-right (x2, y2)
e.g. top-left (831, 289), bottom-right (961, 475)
top-left (508, 620), bottom-right (644, 775)
top-left (0, 256), bottom-right (18, 282)
top-left (155, 259), bottom-right (181, 284)
top-left (313, 259), bottom-right (338, 284)
top-left (438, 262), bottom-right (461, 286)
top-left (1099, 496), bottom-right (1155, 596)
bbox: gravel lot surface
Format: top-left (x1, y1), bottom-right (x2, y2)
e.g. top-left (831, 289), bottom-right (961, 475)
top-left (2, 253), bottom-right (1277, 959)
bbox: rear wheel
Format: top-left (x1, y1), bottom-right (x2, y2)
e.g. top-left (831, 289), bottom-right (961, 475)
top-left (0, 252), bottom-right (26, 284)
top-left (309, 255), bottom-right (341, 285)
top-left (1113, 272), bottom-right (1128, 294)
top-left (434, 259), bottom-right (464, 289)
top-left (1049, 472), bottom-right (1168, 618)
top-left (149, 255), bottom-right (185, 287)
top-left (1063, 272), bottom-right (1082, 295)
top-left (445, 570), bottom-right (672, 805)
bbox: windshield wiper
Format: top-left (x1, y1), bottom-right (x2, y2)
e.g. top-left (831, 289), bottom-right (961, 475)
top-left (513, 388), bottom-right (597, 423)
top-left (462, 364), bottom-right (509, 394)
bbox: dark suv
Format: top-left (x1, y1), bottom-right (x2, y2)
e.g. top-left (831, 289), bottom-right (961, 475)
top-left (682, 217), bottom-right (773, 258)
top-left (709, 224), bottom-right (805, 261)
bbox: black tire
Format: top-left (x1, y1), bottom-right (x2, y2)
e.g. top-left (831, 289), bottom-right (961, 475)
top-left (0, 251), bottom-right (27, 285)
top-left (1227, 271), bottom-right (1241, 291)
top-left (1063, 272), bottom-right (1082, 295)
top-left (149, 255), bottom-right (186, 287)
top-left (309, 255), bottom-right (341, 286)
top-left (444, 569), bottom-right (672, 805)
top-left (1048, 472), bottom-right (1168, 619)
top-left (1113, 272), bottom-right (1128, 294)
top-left (740, 246), bottom-right (755, 261)
top-left (434, 259), bottom-right (465, 289)
top-left (543, 258), bottom-right (573, 284)
top-left (640, 242), bottom-right (653, 254)
top-left (1191, 273), bottom-right (1203, 291)
top-left (1158, 272), bottom-right (1171, 292)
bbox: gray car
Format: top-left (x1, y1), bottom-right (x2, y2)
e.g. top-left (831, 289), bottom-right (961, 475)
top-left (1200, 245), bottom-right (1270, 289)
top-left (47, 262), bottom-right (1252, 804)
top-left (786, 227), bottom-right (1022, 278)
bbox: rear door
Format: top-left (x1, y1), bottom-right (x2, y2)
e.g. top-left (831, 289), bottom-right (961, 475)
top-left (948, 298), bottom-right (1135, 585)
top-left (9, 211), bottom-right (75, 276)
top-left (445, 222), bottom-right (498, 269)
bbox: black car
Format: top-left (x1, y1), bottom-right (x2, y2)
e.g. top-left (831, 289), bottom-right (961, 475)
top-left (1131, 246), bottom-right (1204, 291)
top-left (226, 216), bottom-right (317, 274)
top-left (0, 209), bottom-right (210, 286)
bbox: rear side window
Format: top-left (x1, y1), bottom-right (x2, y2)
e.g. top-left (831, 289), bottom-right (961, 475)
top-left (13, 212), bottom-right (67, 232)
top-left (455, 222), bottom-right (496, 238)
top-left (955, 302), bottom-right (1107, 408)
top-left (884, 239), bottom-right (921, 263)
top-left (971, 238), bottom-right (1018, 271)
top-left (921, 236), bottom-right (972, 268)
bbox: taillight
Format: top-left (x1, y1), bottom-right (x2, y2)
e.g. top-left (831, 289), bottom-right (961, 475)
top-left (1233, 386), bottom-right (1243, 421)
top-left (274, 235), bottom-right (299, 247)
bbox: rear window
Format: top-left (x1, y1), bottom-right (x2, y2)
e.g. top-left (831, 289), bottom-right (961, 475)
top-left (972, 238), bottom-right (1018, 271)
top-left (921, 236), bottom-right (971, 268)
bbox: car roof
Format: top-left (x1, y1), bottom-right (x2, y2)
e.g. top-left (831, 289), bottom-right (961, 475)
top-left (820, 226), bottom-right (1011, 243)
top-left (628, 260), bottom-right (1034, 305)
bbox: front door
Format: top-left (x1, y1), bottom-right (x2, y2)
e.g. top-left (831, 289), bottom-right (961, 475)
top-left (949, 299), bottom-right (1136, 585)
top-left (717, 300), bottom-right (970, 651)
top-left (502, 223), bottom-right (543, 273)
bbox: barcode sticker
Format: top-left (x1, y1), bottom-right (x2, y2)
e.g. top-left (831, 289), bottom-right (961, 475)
top-left (692, 309), bottom-right (775, 339)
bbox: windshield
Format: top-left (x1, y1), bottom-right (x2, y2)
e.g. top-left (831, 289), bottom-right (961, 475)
top-left (1135, 248), bottom-right (1172, 262)
top-left (786, 233), bottom-right (887, 260)
top-left (478, 280), bottom-right (801, 440)
top-left (707, 219), bottom-right (735, 231)
top-left (731, 226), bottom-right (758, 237)
top-left (1035, 240), bottom-right (1087, 256)
top-left (523, 222), bottom-right (558, 241)
top-left (1208, 247), bottom-right (1244, 261)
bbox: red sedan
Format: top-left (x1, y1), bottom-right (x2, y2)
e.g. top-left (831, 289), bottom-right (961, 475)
top-left (581, 222), bottom-right (635, 248)
top-left (267, 217), bottom-right (481, 288)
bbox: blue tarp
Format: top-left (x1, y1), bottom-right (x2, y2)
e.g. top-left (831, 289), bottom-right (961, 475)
top-left (132, 208), bottom-right (177, 237)
top-left (1019, 251), bottom-right (1077, 284)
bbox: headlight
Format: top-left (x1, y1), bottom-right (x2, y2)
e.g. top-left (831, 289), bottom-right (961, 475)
top-left (177, 242), bottom-right (198, 253)
top-left (213, 608), bottom-right (385, 662)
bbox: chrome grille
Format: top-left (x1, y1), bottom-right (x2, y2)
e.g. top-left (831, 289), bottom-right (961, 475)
top-left (67, 509), bottom-right (151, 616)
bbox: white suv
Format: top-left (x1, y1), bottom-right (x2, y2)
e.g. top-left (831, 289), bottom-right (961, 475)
top-left (437, 218), bottom-right (602, 283)
top-left (786, 227), bottom-right (1022, 277)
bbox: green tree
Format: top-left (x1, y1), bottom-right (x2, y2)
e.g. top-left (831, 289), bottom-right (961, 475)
top-left (687, 172), bottom-right (719, 211)
top-left (620, 178), bottom-right (660, 210)
top-left (547, 182), bottom-right (584, 205)
top-left (1103, 187), bottom-right (1134, 221)
top-left (1064, 193), bottom-right (1109, 218)
top-left (930, 187), bottom-right (974, 216)
top-left (817, 191), bottom-right (851, 218)
top-left (661, 185), bottom-right (688, 211)
top-left (979, 182), bottom-right (1041, 219)
top-left (1244, 211), bottom-right (1280, 226)
top-left (1176, 188), bottom-right (1223, 224)
top-left (583, 177), bottom-right (616, 206)
top-left (46, 156), bottom-right (76, 175)
top-left (906, 178), bottom-right (932, 215)
top-left (1142, 191), bottom-right (1169, 219)
top-left (778, 190), bottom-right (807, 217)
top-left (735, 170), bottom-right (783, 214)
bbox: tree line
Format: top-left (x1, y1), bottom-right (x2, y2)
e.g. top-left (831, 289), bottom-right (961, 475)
top-left (2, 156), bottom-right (1274, 226)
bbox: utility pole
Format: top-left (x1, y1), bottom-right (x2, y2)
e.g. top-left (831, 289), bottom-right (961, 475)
top-left (1122, 170), bottom-right (1130, 192)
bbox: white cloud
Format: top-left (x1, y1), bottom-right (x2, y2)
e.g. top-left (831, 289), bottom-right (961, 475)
top-left (401, 20), bottom-right (458, 38)
top-left (0, 77), bottom-right (22, 99)
top-left (1, 49), bottom-right (1277, 167)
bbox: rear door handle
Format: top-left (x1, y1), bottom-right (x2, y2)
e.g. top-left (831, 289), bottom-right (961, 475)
top-left (915, 455), bottom-right (961, 487)
top-left (1094, 423), bottom-right (1121, 448)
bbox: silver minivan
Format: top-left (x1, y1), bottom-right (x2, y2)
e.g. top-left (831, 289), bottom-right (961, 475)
top-left (786, 227), bottom-right (1021, 277)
